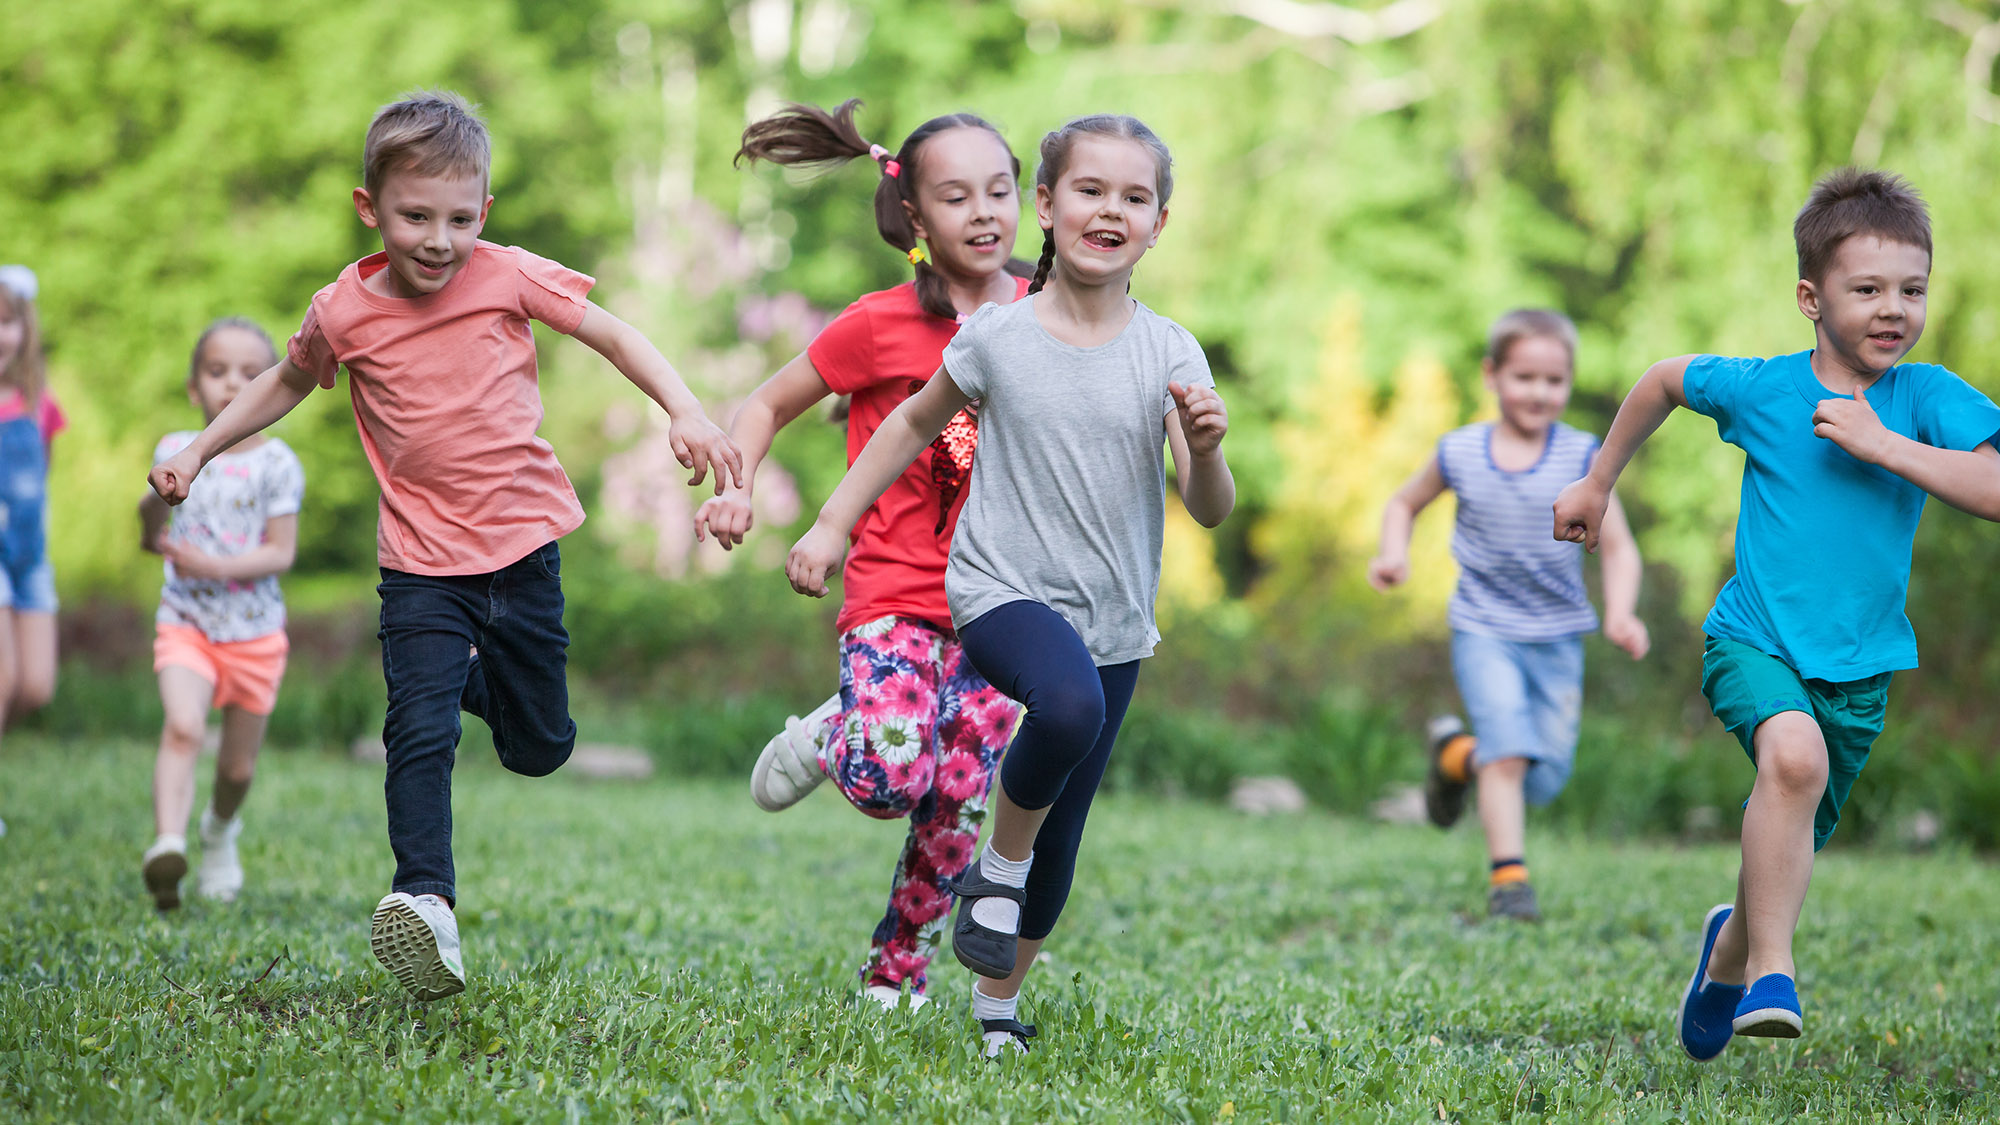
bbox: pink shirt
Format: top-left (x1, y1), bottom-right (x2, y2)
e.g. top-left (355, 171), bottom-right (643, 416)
top-left (287, 242), bottom-right (592, 575)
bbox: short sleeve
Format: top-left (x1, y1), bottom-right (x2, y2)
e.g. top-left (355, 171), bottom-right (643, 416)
top-left (513, 248), bottom-right (595, 335)
top-left (1680, 354), bottom-right (1757, 437)
top-left (1162, 322), bottom-right (1214, 417)
top-left (260, 441), bottom-right (306, 519)
top-left (943, 302), bottom-right (1002, 401)
top-left (805, 300), bottom-right (878, 395)
top-left (1910, 366), bottom-right (2000, 452)
top-left (36, 394), bottom-right (65, 442)
top-left (287, 304), bottom-right (342, 389)
top-left (1434, 434), bottom-right (1456, 491)
top-left (152, 432), bottom-right (193, 467)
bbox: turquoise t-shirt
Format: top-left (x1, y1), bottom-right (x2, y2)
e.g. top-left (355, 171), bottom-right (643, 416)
top-left (1683, 350), bottom-right (2000, 681)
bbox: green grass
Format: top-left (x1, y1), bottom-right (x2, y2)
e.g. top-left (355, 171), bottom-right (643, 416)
top-left (4, 737), bottom-right (1998, 1122)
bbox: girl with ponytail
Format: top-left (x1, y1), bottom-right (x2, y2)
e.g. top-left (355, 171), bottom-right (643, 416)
top-left (695, 99), bottom-right (1030, 1013)
top-left (787, 114), bottom-right (1236, 1058)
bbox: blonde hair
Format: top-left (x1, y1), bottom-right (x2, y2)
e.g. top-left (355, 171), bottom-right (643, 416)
top-left (1485, 308), bottom-right (1578, 370)
top-left (363, 89), bottom-right (491, 197)
top-left (0, 285), bottom-right (47, 409)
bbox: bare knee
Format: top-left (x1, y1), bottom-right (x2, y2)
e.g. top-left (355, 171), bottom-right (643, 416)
top-left (160, 712), bottom-right (205, 756)
top-left (1478, 756), bottom-right (1530, 783)
top-left (1756, 719), bottom-right (1828, 797)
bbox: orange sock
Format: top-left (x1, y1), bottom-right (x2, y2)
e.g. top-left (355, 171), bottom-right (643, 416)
top-left (1438, 734), bottom-right (1475, 783)
top-left (1490, 859), bottom-right (1528, 886)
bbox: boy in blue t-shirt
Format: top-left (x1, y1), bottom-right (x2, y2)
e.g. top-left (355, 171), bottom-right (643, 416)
top-left (1555, 169), bottom-right (2000, 1060)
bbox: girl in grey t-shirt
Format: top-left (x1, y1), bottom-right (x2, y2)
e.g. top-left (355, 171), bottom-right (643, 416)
top-left (788, 114), bottom-right (1236, 1058)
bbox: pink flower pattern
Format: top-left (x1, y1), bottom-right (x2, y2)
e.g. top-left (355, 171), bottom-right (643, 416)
top-left (817, 615), bottom-right (1017, 995)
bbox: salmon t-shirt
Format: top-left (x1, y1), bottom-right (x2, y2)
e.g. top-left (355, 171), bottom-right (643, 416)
top-left (806, 277), bottom-right (1029, 634)
top-left (286, 241), bottom-right (591, 575)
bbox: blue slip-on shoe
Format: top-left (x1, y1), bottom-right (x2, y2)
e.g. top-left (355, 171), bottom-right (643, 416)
top-left (1676, 903), bottom-right (1746, 1061)
top-left (1733, 972), bottom-right (1803, 1038)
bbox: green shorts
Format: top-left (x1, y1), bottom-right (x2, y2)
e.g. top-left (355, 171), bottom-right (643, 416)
top-left (1700, 636), bottom-right (1892, 850)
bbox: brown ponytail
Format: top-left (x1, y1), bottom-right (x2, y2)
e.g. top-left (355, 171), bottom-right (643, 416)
top-left (737, 99), bottom-right (1021, 321)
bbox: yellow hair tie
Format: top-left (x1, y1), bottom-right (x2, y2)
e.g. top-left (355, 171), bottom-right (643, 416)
top-left (907, 246), bottom-right (927, 265)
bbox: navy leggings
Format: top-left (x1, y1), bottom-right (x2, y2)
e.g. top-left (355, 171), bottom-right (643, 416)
top-left (957, 600), bottom-right (1139, 941)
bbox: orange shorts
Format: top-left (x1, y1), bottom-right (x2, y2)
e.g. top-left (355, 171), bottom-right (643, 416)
top-left (153, 623), bottom-right (290, 716)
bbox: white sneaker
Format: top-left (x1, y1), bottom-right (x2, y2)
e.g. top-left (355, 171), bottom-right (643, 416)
top-left (862, 983), bottom-right (931, 1011)
top-left (196, 807), bottom-right (244, 902)
top-left (143, 836), bottom-right (189, 911)
top-left (750, 693), bottom-right (841, 811)
top-left (370, 892), bottom-right (466, 1000)
top-left (981, 1027), bottom-right (1033, 1058)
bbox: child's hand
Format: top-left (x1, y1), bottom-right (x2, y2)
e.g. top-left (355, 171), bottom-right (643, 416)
top-left (1366, 554), bottom-right (1409, 591)
top-left (786, 520), bottom-right (847, 598)
top-left (162, 541), bottom-right (225, 581)
top-left (1552, 476), bottom-right (1612, 553)
top-left (1170, 382), bottom-right (1228, 455)
top-left (693, 490), bottom-right (755, 551)
top-left (1812, 386), bottom-right (1893, 464)
top-left (670, 416), bottom-right (747, 494)
top-left (1604, 613), bottom-right (1651, 660)
top-left (149, 450), bottom-right (203, 506)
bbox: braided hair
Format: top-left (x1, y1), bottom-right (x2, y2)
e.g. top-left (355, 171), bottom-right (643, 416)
top-left (1027, 115), bottom-right (1175, 295)
top-left (737, 99), bottom-right (1023, 320)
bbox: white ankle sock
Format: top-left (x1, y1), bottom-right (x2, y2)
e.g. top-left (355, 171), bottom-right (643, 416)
top-left (148, 834), bottom-right (187, 857)
top-left (969, 842), bottom-right (1031, 933)
top-left (972, 983), bottom-right (1018, 1023)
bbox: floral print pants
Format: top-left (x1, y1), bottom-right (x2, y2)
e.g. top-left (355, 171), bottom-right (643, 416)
top-left (817, 615), bottom-right (1018, 993)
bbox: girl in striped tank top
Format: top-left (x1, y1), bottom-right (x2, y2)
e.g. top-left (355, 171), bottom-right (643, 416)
top-left (1367, 309), bottom-right (1649, 922)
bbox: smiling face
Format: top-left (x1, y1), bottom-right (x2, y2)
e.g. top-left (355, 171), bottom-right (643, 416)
top-left (354, 166), bottom-right (492, 298)
top-left (1482, 335), bottom-right (1574, 439)
top-left (1800, 234), bottom-right (1930, 377)
top-left (906, 127), bottom-right (1020, 284)
top-left (1034, 135), bottom-right (1168, 288)
top-left (189, 327), bottom-right (275, 423)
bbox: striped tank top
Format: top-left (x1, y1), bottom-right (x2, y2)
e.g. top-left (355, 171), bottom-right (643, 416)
top-left (1436, 421), bottom-right (1600, 641)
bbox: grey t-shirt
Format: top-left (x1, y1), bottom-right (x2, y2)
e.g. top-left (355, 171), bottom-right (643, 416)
top-left (942, 296), bottom-right (1214, 665)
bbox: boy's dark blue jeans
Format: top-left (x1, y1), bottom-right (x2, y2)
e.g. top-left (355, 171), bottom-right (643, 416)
top-left (378, 540), bottom-right (576, 902)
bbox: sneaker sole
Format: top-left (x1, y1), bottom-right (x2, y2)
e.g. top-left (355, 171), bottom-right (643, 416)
top-left (144, 852), bottom-right (187, 912)
top-left (750, 731), bottom-right (823, 812)
top-left (370, 899), bottom-right (466, 1001)
top-left (1732, 1008), bottom-right (1802, 1038)
top-left (1677, 903), bottom-right (1734, 1061)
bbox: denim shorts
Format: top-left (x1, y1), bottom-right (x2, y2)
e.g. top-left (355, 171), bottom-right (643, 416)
top-left (1450, 630), bottom-right (1585, 806)
top-left (0, 553), bottom-right (56, 613)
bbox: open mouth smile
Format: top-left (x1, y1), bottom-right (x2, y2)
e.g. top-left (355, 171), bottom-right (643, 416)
top-left (1081, 230), bottom-right (1126, 251)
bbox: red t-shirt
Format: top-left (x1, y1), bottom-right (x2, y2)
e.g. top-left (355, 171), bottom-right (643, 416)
top-left (807, 277), bottom-right (1030, 634)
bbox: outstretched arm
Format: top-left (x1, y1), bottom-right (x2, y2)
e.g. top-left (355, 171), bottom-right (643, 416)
top-left (1594, 490), bottom-right (1650, 659)
top-left (787, 368), bottom-right (970, 596)
top-left (692, 353), bottom-right (833, 550)
top-left (571, 302), bottom-right (745, 493)
top-left (1165, 381), bottom-right (1234, 527)
top-left (1367, 456), bottom-right (1447, 591)
top-left (148, 360), bottom-right (316, 505)
top-left (1811, 391), bottom-right (2000, 520)
top-left (1553, 356), bottom-right (1694, 552)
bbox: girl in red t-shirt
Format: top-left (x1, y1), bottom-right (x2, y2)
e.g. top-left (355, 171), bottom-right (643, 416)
top-left (694, 100), bottom-right (1030, 1011)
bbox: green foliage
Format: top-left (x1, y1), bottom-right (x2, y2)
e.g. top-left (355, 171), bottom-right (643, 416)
top-left (8, 738), bottom-right (2000, 1121)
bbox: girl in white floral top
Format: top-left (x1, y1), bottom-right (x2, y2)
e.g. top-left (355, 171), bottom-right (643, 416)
top-left (136, 319), bottom-right (304, 911)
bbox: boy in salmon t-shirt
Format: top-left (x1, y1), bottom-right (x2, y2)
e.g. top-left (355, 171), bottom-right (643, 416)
top-left (150, 90), bottom-right (741, 1000)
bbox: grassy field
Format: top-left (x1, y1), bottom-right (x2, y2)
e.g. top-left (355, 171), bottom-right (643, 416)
top-left (4, 736), bottom-right (1997, 1123)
